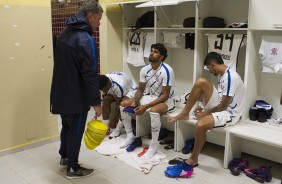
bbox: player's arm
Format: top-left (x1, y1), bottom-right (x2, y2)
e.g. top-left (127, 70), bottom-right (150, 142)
top-left (135, 86), bottom-right (171, 116)
top-left (195, 95), bottom-right (232, 120)
top-left (208, 95), bottom-right (232, 114)
top-left (133, 82), bottom-right (146, 106)
top-left (143, 86), bottom-right (171, 109)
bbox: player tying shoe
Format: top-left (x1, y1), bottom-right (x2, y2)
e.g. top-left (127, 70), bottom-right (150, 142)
top-left (99, 72), bottom-right (138, 138)
top-left (165, 52), bottom-right (245, 178)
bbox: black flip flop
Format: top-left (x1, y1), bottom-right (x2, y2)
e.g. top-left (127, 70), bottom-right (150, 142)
top-left (168, 157), bottom-right (185, 165)
top-left (164, 143), bottom-right (174, 150)
top-left (160, 139), bottom-right (174, 145)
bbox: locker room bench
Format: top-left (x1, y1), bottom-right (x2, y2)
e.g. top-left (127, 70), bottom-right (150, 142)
top-left (136, 106), bottom-right (232, 154)
top-left (136, 106), bottom-right (282, 168)
top-left (225, 121), bottom-right (282, 168)
top-left (176, 119), bottom-right (282, 168)
top-left (135, 105), bottom-right (233, 156)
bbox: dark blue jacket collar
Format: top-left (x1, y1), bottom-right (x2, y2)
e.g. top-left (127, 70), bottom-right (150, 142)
top-left (65, 11), bottom-right (93, 33)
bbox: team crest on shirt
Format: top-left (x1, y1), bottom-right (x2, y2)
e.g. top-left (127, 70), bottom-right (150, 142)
top-left (271, 48), bottom-right (278, 55)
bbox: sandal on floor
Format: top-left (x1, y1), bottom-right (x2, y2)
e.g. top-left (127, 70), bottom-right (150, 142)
top-left (167, 162), bottom-right (198, 170)
top-left (164, 143), bottom-right (174, 150)
top-left (168, 157), bottom-right (185, 165)
top-left (160, 139), bottom-right (174, 145)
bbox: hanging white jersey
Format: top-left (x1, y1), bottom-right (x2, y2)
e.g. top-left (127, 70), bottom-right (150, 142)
top-left (208, 34), bottom-right (245, 71)
top-left (218, 67), bottom-right (245, 118)
top-left (259, 36), bottom-right (282, 74)
top-left (106, 72), bottom-right (137, 98)
top-left (127, 32), bottom-right (146, 67)
top-left (163, 32), bottom-right (181, 48)
top-left (140, 63), bottom-right (175, 97)
top-left (144, 32), bottom-right (154, 58)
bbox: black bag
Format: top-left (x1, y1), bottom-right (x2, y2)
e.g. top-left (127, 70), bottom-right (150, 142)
top-left (183, 17), bottom-right (195, 28)
top-left (203, 16), bottom-right (226, 28)
top-left (133, 11), bottom-right (154, 31)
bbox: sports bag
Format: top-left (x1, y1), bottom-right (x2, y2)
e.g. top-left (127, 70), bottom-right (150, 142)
top-left (183, 17), bottom-right (195, 28)
top-left (132, 11), bottom-right (154, 31)
top-left (203, 16), bottom-right (226, 28)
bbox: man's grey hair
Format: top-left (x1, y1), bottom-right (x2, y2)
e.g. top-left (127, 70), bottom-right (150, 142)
top-left (80, 0), bottom-right (103, 15)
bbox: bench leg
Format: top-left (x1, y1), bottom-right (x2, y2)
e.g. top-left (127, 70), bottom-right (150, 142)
top-left (175, 121), bottom-right (194, 152)
top-left (224, 132), bottom-right (242, 168)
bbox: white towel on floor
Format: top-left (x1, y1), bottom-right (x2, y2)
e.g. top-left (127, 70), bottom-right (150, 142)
top-left (95, 137), bottom-right (167, 174)
top-left (94, 137), bottom-right (127, 155)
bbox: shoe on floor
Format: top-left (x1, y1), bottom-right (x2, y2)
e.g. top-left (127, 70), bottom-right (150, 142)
top-left (159, 139), bottom-right (173, 145)
top-left (243, 168), bottom-right (265, 183)
top-left (230, 160), bottom-right (249, 176)
top-left (164, 143), bottom-right (174, 150)
top-left (60, 158), bottom-right (68, 167)
top-left (126, 137), bottom-right (142, 152)
top-left (182, 138), bottom-right (194, 154)
top-left (164, 161), bottom-right (194, 178)
top-left (66, 166), bottom-right (95, 179)
top-left (165, 168), bottom-right (193, 178)
top-left (258, 165), bottom-right (272, 182)
top-left (228, 158), bottom-right (242, 169)
top-left (168, 157), bottom-right (185, 165)
top-left (167, 161), bottom-right (198, 170)
top-left (158, 128), bottom-right (168, 140)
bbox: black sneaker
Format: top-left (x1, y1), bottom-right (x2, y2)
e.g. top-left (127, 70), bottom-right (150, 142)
top-left (66, 166), bottom-right (95, 179)
top-left (249, 107), bottom-right (258, 121)
top-left (258, 110), bottom-right (267, 123)
top-left (60, 158), bottom-right (68, 167)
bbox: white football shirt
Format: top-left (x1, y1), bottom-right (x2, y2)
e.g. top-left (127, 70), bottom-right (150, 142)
top-left (140, 62), bottom-right (175, 97)
top-left (259, 36), bottom-right (282, 74)
top-left (106, 72), bottom-right (137, 98)
top-left (218, 67), bottom-right (245, 119)
top-left (208, 33), bottom-right (245, 71)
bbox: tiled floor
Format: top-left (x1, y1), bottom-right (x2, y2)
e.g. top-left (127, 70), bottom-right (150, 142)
top-left (0, 136), bottom-right (281, 184)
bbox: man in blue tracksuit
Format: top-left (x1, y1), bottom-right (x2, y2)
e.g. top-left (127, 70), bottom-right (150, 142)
top-left (50, 0), bottom-right (103, 179)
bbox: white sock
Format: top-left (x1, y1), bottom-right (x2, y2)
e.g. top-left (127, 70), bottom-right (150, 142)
top-left (141, 143), bottom-right (158, 159)
top-left (149, 112), bottom-right (161, 145)
top-left (119, 106), bottom-right (134, 148)
top-left (109, 120), bottom-right (123, 137)
top-left (116, 120), bottom-right (124, 130)
top-left (120, 133), bottom-right (134, 148)
top-left (141, 112), bottom-right (160, 159)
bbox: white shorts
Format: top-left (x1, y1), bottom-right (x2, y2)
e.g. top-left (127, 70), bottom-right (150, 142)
top-left (140, 95), bottom-right (176, 112)
top-left (204, 86), bottom-right (239, 128)
top-left (125, 89), bottom-right (138, 98)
